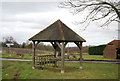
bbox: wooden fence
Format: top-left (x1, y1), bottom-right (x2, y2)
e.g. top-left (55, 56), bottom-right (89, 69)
top-left (2, 47), bottom-right (53, 55)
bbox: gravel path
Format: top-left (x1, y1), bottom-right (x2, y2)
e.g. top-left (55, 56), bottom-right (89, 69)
top-left (0, 58), bottom-right (120, 64)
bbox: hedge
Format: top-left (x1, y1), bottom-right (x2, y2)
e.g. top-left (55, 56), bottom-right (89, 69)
top-left (88, 45), bottom-right (106, 55)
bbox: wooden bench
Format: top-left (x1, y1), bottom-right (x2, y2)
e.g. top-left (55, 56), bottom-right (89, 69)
top-left (35, 54), bottom-right (59, 67)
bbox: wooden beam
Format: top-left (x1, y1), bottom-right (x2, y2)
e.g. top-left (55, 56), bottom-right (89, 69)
top-left (32, 41), bottom-right (35, 69)
top-left (56, 42), bottom-right (62, 49)
top-left (50, 42), bottom-right (56, 49)
top-left (79, 42), bottom-right (83, 69)
top-left (51, 41), bottom-right (67, 70)
top-left (64, 42), bottom-right (68, 47)
top-left (54, 49), bottom-right (57, 67)
top-left (74, 42), bottom-right (83, 69)
top-left (32, 41), bottom-right (40, 69)
top-left (61, 42), bottom-right (65, 73)
top-left (35, 41), bottom-right (40, 48)
top-left (74, 42), bottom-right (80, 49)
top-left (51, 42), bottom-right (61, 52)
top-left (51, 41), bottom-right (67, 52)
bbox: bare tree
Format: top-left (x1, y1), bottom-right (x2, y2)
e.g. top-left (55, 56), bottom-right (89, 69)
top-left (2, 36), bottom-right (20, 48)
top-left (60, 0), bottom-right (120, 29)
top-left (3, 36), bottom-right (15, 43)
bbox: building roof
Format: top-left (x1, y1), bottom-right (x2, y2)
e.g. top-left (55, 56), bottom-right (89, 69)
top-left (29, 20), bottom-right (86, 42)
top-left (108, 40), bottom-right (120, 48)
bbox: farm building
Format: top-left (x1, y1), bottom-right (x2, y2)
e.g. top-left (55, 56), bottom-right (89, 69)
top-left (103, 40), bottom-right (120, 59)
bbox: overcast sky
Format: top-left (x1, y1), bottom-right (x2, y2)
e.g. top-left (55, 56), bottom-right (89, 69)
top-left (0, 1), bottom-right (118, 46)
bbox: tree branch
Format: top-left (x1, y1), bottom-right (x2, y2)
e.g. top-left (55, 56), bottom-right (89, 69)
top-left (60, 0), bottom-right (120, 29)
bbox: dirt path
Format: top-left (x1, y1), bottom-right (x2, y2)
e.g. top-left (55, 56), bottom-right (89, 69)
top-left (1, 57), bottom-right (120, 64)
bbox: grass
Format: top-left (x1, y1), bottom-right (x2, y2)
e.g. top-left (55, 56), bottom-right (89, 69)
top-left (68, 55), bottom-right (119, 61)
top-left (2, 60), bottom-right (119, 79)
top-left (0, 53), bottom-right (32, 59)
top-left (82, 55), bottom-right (119, 61)
top-left (1, 53), bottom-right (120, 61)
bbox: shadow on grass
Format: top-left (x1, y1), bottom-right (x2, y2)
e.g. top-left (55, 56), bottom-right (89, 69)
top-left (35, 66), bottom-right (81, 73)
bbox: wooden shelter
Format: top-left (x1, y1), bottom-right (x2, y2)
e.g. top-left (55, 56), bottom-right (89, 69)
top-left (29, 20), bottom-right (86, 73)
top-left (103, 40), bottom-right (120, 59)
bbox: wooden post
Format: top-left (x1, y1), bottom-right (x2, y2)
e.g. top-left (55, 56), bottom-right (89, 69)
top-left (54, 49), bottom-right (57, 67)
top-left (8, 47), bottom-right (9, 54)
top-left (61, 42), bottom-right (65, 73)
top-left (74, 42), bottom-right (83, 69)
top-left (79, 42), bottom-right (83, 69)
top-left (32, 41), bottom-right (35, 69)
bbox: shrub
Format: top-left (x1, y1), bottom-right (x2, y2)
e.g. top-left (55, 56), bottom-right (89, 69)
top-left (89, 45), bottom-right (106, 55)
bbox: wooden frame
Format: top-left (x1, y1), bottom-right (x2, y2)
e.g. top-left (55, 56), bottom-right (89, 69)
top-left (32, 41), bottom-right (83, 73)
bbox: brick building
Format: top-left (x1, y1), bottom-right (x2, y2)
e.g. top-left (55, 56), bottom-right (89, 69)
top-left (103, 40), bottom-right (120, 59)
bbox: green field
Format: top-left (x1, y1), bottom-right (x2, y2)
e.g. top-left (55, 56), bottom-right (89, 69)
top-left (0, 53), bottom-right (119, 61)
top-left (0, 53), bottom-right (32, 59)
top-left (82, 55), bottom-right (118, 60)
top-left (2, 60), bottom-right (119, 79)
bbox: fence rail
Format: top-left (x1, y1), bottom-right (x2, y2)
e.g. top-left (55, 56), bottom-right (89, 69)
top-left (35, 54), bottom-right (59, 68)
top-left (2, 47), bottom-right (53, 55)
